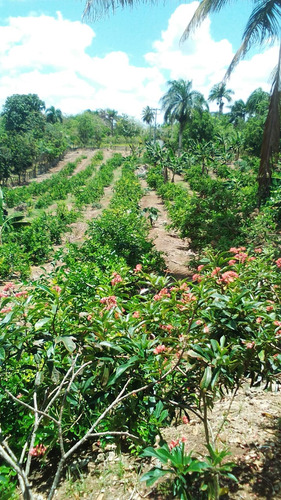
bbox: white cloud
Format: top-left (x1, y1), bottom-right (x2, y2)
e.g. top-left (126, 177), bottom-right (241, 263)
top-left (145, 2), bottom-right (277, 110)
top-left (0, 5), bottom-right (278, 120)
top-left (0, 12), bottom-right (165, 118)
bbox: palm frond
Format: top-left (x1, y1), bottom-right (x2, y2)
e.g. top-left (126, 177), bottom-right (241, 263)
top-left (83, 0), bottom-right (155, 19)
top-left (225, 0), bottom-right (281, 79)
top-left (180, 0), bottom-right (233, 43)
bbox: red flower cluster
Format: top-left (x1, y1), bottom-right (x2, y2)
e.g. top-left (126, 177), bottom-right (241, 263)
top-left (276, 258), bottom-right (281, 268)
top-left (29, 444), bottom-right (47, 457)
top-left (181, 292), bottom-right (197, 303)
top-left (3, 282), bottom-right (15, 292)
top-left (14, 291), bottom-right (28, 298)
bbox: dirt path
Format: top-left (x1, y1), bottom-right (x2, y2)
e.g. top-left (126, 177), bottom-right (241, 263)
top-left (140, 178), bottom-right (194, 280)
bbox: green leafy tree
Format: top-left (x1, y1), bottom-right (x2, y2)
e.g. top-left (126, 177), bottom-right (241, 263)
top-left (185, 109), bottom-right (215, 143)
top-left (208, 82), bottom-right (234, 114)
top-left (76, 112), bottom-right (95, 146)
top-left (115, 114), bottom-right (141, 141)
top-left (2, 94), bottom-right (45, 136)
top-left (8, 133), bottom-right (36, 183)
top-left (161, 79), bottom-right (208, 151)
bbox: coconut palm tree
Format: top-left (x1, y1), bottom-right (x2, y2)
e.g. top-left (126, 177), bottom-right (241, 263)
top-left (246, 87), bottom-right (269, 117)
top-left (45, 106), bottom-right (63, 124)
top-left (161, 79), bottom-right (208, 151)
top-left (208, 83), bottom-right (234, 114)
top-left (229, 99), bottom-right (247, 125)
top-left (142, 106), bottom-right (155, 139)
top-left (106, 109), bottom-right (118, 136)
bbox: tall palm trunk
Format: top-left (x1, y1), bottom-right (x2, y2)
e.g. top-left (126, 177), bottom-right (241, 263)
top-left (178, 122), bottom-right (184, 151)
top-left (258, 42), bottom-right (281, 205)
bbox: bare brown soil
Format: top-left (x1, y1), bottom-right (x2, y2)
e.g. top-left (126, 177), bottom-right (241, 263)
top-left (140, 177), bottom-right (194, 280)
top-left (47, 385), bottom-right (281, 500)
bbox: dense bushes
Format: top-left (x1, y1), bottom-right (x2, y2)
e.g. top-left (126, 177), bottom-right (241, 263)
top-left (1, 243), bottom-right (281, 498)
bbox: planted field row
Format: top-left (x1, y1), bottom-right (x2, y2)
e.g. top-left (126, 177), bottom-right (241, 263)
top-left (0, 153), bottom-right (124, 278)
top-left (2, 161), bottom-right (281, 497)
top-left (4, 151), bottom-right (104, 210)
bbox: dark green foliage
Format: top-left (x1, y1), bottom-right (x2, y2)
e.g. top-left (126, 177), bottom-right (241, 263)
top-left (2, 94), bottom-right (45, 135)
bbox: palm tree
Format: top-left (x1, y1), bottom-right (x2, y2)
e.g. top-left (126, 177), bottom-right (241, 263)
top-left (161, 79), bottom-right (208, 151)
top-left (45, 106), bottom-right (63, 124)
top-left (208, 83), bottom-right (234, 114)
top-left (142, 106), bottom-right (155, 140)
top-left (180, 0), bottom-right (281, 203)
top-left (246, 88), bottom-right (269, 117)
top-left (229, 99), bottom-right (247, 126)
top-left (106, 109), bottom-right (118, 136)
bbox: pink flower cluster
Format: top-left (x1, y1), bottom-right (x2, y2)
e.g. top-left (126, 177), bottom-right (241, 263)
top-left (153, 288), bottom-right (171, 301)
top-left (52, 285), bottom-right (62, 294)
top-left (168, 436), bottom-right (187, 450)
top-left (218, 271), bottom-right (239, 284)
top-left (182, 415), bottom-right (189, 424)
top-left (100, 295), bottom-right (117, 310)
top-left (14, 291), bottom-right (28, 298)
top-left (192, 273), bottom-right (203, 282)
top-left (160, 324), bottom-right (173, 332)
top-left (181, 292), bottom-right (197, 303)
top-left (276, 258), bottom-right (281, 268)
top-left (153, 344), bottom-right (166, 355)
top-left (29, 444), bottom-right (47, 457)
top-left (111, 272), bottom-right (122, 286)
top-left (0, 306), bottom-right (12, 314)
top-left (242, 340), bottom-right (255, 349)
top-left (3, 282), bottom-right (15, 292)
top-left (211, 267), bottom-right (221, 277)
top-left (134, 264), bottom-right (142, 273)
top-left (229, 246), bottom-right (246, 254)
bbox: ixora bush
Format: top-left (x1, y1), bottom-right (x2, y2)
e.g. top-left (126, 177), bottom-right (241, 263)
top-left (1, 245), bottom-right (281, 498)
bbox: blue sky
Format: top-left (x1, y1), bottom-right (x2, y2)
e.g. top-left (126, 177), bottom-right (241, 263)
top-left (0, 0), bottom-right (277, 120)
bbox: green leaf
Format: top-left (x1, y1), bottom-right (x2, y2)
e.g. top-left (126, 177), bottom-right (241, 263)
top-left (200, 365), bottom-right (212, 390)
top-left (34, 317), bottom-right (50, 330)
top-left (140, 467), bottom-right (171, 486)
top-left (107, 357), bottom-right (138, 386)
top-left (0, 347), bottom-right (5, 360)
top-left (187, 460), bottom-right (208, 473)
top-left (56, 336), bottom-right (76, 352)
